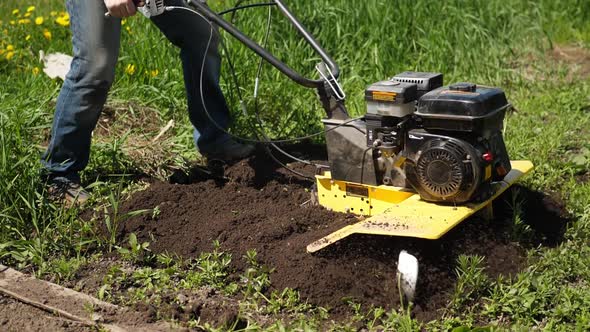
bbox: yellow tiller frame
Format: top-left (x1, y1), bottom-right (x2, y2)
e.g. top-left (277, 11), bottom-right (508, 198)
top-left (308, 160), bottom-right (534, 253)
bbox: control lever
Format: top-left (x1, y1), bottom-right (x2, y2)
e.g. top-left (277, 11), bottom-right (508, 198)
top-left (104, 0), bottom-right (166, 18)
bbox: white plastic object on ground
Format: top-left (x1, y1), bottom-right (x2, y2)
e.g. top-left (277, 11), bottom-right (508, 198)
top-left (397, 250), bottom-right (419, 302)
top-left (39, 51), bottom-right (73, 81)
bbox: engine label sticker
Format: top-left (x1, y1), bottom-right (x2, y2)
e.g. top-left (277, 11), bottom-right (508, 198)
top-left (372, 91), bottom-right (397, 102)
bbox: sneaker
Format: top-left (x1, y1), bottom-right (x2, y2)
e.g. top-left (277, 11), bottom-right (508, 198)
top-left (46, 175), bottom-right (90, 207)
top-left (203, 139), bottom-right (255, 162)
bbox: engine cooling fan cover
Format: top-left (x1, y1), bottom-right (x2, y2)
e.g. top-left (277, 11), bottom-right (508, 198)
top-left (414, 138), bottom-right (479, 201)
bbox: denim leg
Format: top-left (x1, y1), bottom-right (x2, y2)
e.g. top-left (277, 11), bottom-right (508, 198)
top-left (41, 0), bottom-right (121, 176)
top-left (150, 0), bottom-right (231, 154)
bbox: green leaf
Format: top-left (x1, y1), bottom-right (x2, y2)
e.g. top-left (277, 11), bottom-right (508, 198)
top-left (128, 233), bottom-right (138, 247)
top-left (98, 284), bottom-right (109, 300)
top-left (452, 327), bottom-right (471, 332)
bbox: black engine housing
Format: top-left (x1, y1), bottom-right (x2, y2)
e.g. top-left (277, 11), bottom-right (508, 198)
top-left (404, 131), bottom-right (489, 203)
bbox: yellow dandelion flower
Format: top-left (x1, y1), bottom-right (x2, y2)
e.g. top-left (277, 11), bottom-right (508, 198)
top-left (5, 51), bottom-right (14, 60)
top-left (50, 11), bottom-right (57, 17)
top-left (24, 12), bottom-right (31, 18)
top-left (55, 15), bottom-right (70, 27)
top-left (26, 35), bottom-right (31, 41)
top-left (27, 6), bottom-right (35, 12)
top-left (121, 19), bottom-right (127, 26)
top-left (6, 45), bottom-right (14, 51)
top-left (125, 64), bottom-right (136, 75)
top-left (18, 19), bottom-right (31, 25)
top-left (150, 69), bottom-right (159, 77)
top-left (35, 17), bottom-right (44, 25)
top-left (43, 29), bottom-right (52, 40)
top-left (125, 26), bottom-right (132, 34)
top-left (32, 67), bottom-right (40, 75)
top-left (10, 21), bottom-right (15, 25)
top-left (12, 9), bottom-right (19, 15)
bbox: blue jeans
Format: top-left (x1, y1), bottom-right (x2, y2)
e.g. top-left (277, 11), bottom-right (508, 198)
top-left (41, 0), bottom-right (231, 177)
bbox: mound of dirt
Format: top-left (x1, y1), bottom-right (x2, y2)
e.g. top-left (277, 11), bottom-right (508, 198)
top-left (552, 45), bottom-right (590, 80)
top-left (116, 145), bottom-right (569, 320)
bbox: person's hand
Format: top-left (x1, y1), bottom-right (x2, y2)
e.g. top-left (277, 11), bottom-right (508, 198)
top-left (104, 0), bottom-right (145, 18)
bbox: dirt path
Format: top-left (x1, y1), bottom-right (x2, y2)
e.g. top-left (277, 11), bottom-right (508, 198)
top-left (0, 265), bottom-right (179, 332)
top-left (0, 295), bottom-right (94, 332)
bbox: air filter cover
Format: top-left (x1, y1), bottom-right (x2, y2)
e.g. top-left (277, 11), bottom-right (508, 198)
top-left (365, 81), bottom-right (417, 117)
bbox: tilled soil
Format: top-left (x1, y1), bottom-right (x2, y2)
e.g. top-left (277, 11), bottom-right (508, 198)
top-left (117, 146), bottom-right (569, 321)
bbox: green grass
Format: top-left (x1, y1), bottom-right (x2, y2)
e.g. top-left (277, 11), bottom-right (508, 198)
top-left (1, 0), bottom-right (590, 330)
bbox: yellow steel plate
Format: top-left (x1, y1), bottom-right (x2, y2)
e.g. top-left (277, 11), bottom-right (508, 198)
top-left (307, 160), bottom-right (534, 253)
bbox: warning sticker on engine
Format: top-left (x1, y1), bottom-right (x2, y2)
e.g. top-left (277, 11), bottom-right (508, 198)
top-left (372, 91), bottom-right (397, 102)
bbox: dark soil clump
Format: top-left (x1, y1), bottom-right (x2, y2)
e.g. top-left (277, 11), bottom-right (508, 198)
top-left (116, 145), bottom-right (569, 320)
